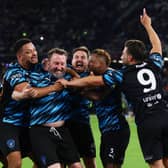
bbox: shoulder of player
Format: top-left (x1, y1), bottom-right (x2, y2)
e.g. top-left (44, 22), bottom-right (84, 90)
top-left (4, 64), bottom-right (28, 79)
top-left (64, 73), bottom-right (73, 80)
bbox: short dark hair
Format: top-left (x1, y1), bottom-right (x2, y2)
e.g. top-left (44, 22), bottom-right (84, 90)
top-left (48, 48), bottom-right (68, 59)
top-left (91, 48), bottom-right (111, 66)
top-left (125, 40), bottom-right (147, 61)
top-left (72, 46), bottom-right (90, 58)
top-left (13, 38), bottom-right (32, 54)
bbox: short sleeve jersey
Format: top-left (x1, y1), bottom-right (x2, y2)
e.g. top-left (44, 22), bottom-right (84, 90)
top-left (69, 71), bottom-right (93, 124)
top-left (103, 53), bottom-right (165, 124)
top-left (29, 64), bottom-right (73, 126)
top-left (1, 62), bottom-right (30, 126)
top-left (93, 69), bottom-right (128, 133)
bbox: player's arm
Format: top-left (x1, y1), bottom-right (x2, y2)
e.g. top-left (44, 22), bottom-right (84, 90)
top-left (80, 88), bottom-right (100, 100)
top-left (58, 75), bottom-right (105, 89)
top-left (140, 8), bottom-right (162, 55)
top-left (81, 88), bottom-right (110, 101)
top-left (12, 82), bottom-right (32, 100)
top-left (32, 83), bottom-right (63, 98)
top-left (12, 82), bottom-right (63, 100)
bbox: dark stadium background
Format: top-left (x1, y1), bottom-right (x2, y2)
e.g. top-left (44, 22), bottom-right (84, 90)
top-left (0, 0), bottom-right (168, 64)
top-left (0, 1), bottom-right (168, 167)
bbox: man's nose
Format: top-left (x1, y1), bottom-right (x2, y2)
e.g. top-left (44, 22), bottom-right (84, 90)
top-left (56, 65), bottom-right (63, 70)
top-left (77, 57), bottom-right (82, 61)
top-left (33, 50), bottom-right (37, 56)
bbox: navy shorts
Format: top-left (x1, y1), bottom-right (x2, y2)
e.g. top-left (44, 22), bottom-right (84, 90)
top-left (0, 121), bottom-right (31, 157)
top-left (100, 127), bottom-right (130, 166)
top-left (137, 111), bottom-right (168, 163)
top-left (66, 120), bottom-right (96, 158)
top-left (30, 125), bottom-right (80, 167)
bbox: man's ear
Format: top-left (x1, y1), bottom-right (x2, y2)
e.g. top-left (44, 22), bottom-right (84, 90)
top-left (16, 49), bottom-right (22, 59)
top-left (128, 55), bottom-right (134, 62)
top-left (16, 54), bottom-right (20, 59)
top-left (16, 52), bottom-right (22, 60)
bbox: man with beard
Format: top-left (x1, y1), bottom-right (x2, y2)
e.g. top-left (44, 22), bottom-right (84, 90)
top-left (65, 46), bottom-right (97, 168)
top-left (13, 48), bottom-right (82, 168)
top-left (0, 38), bottom-right (40, 168)
top-left (58, 9), bottom-right (168, 168)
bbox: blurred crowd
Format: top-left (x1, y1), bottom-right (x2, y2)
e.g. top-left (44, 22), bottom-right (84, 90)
top-left (0, 0), bottom-right (168, 63)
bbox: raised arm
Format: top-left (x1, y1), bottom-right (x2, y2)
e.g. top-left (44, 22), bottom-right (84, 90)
top-left (140, 8), bottom-right (162, 55)
top-left (58, 75), bottom-right (105, 89)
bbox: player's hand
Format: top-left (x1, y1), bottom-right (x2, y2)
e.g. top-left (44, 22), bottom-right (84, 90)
top-left (23, 85), bottom-right (38, 98)
top-left (52, 82), bottom-right (64, 91)
top-left (140, 8), bottom-right (151, 28)
top-left (12, 85), bottom-right (38, 100)
top-left (90, 71), bottom-right (95, 76)
top-left (56, 79), bottom-right (69, 88)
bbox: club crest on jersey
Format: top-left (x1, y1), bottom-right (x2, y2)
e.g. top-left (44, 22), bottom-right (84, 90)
top-left (6, 139), bottom-right (15, 149)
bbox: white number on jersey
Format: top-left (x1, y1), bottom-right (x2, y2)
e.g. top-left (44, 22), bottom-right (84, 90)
top-left (137, 68), bottom-right (156, 93)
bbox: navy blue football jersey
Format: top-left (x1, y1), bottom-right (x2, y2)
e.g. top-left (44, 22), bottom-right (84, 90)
top-left (103, 53), bottom-right (165, 124)
top-left (1, 62), bottom-right (31, 126)
top-left (93, 69), bottom-right (128, 133)
top-left (69, 71), bottom-right (93, 124)
top-left (29, 64), bottom-right (73, 125)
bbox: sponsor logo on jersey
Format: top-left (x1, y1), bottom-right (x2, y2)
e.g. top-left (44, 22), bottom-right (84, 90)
top-left (10, 73), bottom-right (22, 80)
top-left (143, 93), bottom-right (162, 103)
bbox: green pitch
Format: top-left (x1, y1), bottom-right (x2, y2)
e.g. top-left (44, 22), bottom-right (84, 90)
top-left (0, 115), bottom-right (148, 168)
top-left (90, 115), bottom-right (148, 168)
